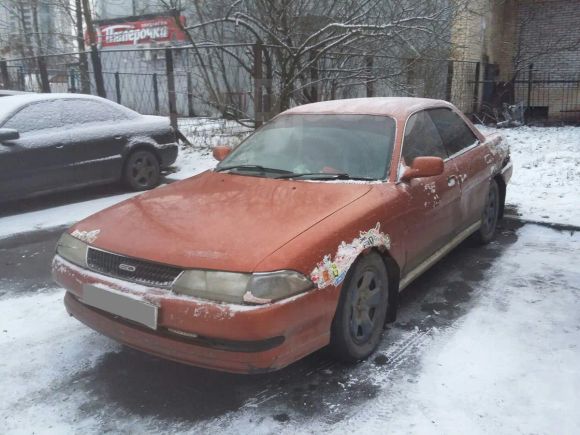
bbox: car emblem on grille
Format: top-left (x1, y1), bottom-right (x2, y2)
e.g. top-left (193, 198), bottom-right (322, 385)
top-left (119, 263), bottom-right (137, 272)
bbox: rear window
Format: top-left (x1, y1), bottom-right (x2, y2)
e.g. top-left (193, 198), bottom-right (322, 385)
top-left (59, 99), bottom-right (131, 125)
top-left (428, 108), bottom-right (478, 155)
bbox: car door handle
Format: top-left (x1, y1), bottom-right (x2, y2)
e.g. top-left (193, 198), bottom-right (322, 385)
top-left (114, 135), bottom-right (124, 141)
top-left (56, 145), bottom-right (64, 149)
top-left (447, 175), bottom-right (458, 187)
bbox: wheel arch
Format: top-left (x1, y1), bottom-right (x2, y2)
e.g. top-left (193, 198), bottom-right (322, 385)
top-left (122, 141), bottom-right (162, 174)
top-left (494, 174), bottom-right (506, 219)
top-left (337, 247), bottom-right (400, 325)
top-left (374, 247), bottom-right (400, 323)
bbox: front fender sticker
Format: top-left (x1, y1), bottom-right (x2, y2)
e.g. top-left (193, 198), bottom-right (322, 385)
top-left (310, 223), bottom-right (391, 289)
top-left (71, 229), bottom-right (101, 244)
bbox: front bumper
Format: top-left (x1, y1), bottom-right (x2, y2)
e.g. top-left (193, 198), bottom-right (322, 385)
top-left (501, 160), bottom-right (513, 185)
top-left (53, 256), bottom-right (337, 373)
top-left (156, 143), bottom-right (179, 168)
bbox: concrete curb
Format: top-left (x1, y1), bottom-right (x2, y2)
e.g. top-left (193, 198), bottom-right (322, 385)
top-left (503, 214), bottom-right (580, 233)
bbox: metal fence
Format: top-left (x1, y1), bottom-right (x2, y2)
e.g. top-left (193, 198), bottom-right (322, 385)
top-left (515, 68), bottom-right (580, 124)
top-left (1, 47), bottom-right (578, 126)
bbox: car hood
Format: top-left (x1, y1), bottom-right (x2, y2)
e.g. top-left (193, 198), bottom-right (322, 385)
top-left (71, 171), bottom-right (373, 272)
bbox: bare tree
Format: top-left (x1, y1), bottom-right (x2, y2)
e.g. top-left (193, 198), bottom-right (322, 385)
top-left (161, 0), bottom-right (458, 123)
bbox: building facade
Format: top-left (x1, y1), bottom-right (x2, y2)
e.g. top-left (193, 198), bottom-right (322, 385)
top-left (451, 0), bottom-right (580, 122)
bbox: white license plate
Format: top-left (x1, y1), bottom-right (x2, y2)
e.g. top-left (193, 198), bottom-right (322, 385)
top-left (82, 284), bottom-right (158, 330)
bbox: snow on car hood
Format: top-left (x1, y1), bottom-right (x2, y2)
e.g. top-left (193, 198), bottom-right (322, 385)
top-left (70, 171), bottom-right (373, 272)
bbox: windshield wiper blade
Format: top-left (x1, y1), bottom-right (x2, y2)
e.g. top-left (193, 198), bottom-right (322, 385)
top-left (215, 164), bottom-right (294, 174)
top-left (276, 172), bottom-right (376, 181)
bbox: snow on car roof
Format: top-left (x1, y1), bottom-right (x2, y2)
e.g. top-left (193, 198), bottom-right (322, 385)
top-left (282, 97), bottom-right (453, 119)
top-left (0, 93), bottom-right (134, 123)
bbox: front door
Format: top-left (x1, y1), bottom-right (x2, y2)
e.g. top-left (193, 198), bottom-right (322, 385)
top-left (57, 98), bottom-right (128, 186)
top-left (428, 108), bottom-right (490, 230)
top-left (0, 101), bottom-right (68, 201)
top-left (396, 110), bottom-right (462, 274)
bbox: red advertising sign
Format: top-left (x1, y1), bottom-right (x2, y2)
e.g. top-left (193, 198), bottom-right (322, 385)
top-left (93, 16), bottom-right (187, 47)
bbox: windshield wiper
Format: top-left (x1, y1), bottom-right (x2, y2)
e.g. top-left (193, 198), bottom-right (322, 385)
top-left (215, 164), bottom-right (294, 175)
top-left (275, 172), bottom-right (376, 181)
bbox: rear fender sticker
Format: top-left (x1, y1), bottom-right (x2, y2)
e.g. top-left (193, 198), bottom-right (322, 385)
top-left (310, 223), bottom-right (391, 289)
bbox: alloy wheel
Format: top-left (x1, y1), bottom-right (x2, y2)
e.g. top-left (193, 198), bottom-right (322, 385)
top-left (481, 183), bottom-right (499, 236)
top-left (349, 268), bottom-right (383, 344)
top-left (130, 153), bottom-right (157, 188)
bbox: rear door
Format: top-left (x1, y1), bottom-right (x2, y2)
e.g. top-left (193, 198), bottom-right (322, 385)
top-left (57, 99), bottom-right (130, 185)
top-left (427, 108), bottom-right (489, 230)
top-left (0, 101), bottom-right (67, 201)
top-left (397, 110), bottom-right (462, 273)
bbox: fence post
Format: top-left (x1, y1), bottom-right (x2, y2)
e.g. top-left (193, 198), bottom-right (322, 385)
top-left (366, 55), bottom-right (374, 97)
top-left (115, 72), bottom-right (121, 104)
top-left (445, 60), bottom-right (454, 102)
top-left (17, 66), bottom-right (25, 90)
top-left (526, 63), bottom-right (534, 121)
top-left (0, 60), bottom-right (11, 89)
top-left (91, 46), bottom-right (106, 98)
top-left (152, 73), bottom-right (160, 114)
top-left (165, 48), bottom-right (178, 132)
top-left (37, 56), bottom-right (51, 93)
top-left (69, 67), bottom-right (77, 93)
top-left (472, 62), bottom-right (481, 114)
top-left (253, 42), bottom-right (263, 128)
top-left (186, 72), bottom-right (194, 117)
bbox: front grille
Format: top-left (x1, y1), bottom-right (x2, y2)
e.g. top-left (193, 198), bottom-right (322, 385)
top-left (87, 248), bottom-right (182, 288)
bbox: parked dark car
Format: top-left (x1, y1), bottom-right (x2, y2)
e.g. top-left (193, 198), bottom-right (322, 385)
top-left (0, 90), bottom-right (31, 97)
top-left (0, 93), bottom-right (178, 202)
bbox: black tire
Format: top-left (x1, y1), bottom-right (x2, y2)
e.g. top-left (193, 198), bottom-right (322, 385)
top-left (329, 252), bottom-right (390, 363)
top-left (474, 179), bottom-right (500, 244)
top-left (123, 149), bottom-right (161, 191)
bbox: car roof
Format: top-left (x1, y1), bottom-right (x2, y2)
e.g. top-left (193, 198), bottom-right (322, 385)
top-left (281, 97), bottom-right (454, 119)
top-left (0, 93), bottom-right (123, 122)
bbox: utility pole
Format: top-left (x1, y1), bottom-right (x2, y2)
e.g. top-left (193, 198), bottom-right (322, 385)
top-left (75, 0), bottom-right (91, 93)
top-left (81, 0), bottom-right (106, 97)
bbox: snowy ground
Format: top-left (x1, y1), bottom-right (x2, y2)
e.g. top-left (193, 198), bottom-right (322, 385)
top-left (1, 222), bottom-right (578, 434)
top-left (477, 125), bottom-right (580, 227)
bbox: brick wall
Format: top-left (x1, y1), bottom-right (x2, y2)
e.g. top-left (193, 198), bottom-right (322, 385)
top-left (516, 0), bottom-right (580, 77)
top-left (451, 0), bottom-right (580, 77)
top-left (451, 0), bottom-right (580, 120)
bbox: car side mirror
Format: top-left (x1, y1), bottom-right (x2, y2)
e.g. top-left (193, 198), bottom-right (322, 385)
top-left (212, 145), bottom-right (232, 162)
top-left (0, 128), bottom-right (19, 142)
top-left (401, 156), bottom-right (444, 181)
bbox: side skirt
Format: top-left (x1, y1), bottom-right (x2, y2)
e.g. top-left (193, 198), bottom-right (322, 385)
top-left (399, 221), bottom-right (481, 291)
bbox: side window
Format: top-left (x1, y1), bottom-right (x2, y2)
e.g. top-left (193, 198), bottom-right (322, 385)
top-left (59, 100), bottom-right (129, 126)
top-left (3, 102), bottom-right (63, 133)
top-left (402, 111), bottom-right (448, 164)
top-left (428, 108), bottom-right (478, 156)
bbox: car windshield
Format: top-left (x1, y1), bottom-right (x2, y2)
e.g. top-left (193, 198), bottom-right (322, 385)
top-left (217, 114), bottom-right (396, 180)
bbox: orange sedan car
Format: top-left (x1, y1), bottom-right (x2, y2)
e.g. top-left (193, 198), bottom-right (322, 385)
top-left (53, 97), bottom-right (512, 373)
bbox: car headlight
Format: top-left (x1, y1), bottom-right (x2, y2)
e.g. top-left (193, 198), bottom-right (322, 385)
top-left (244, 271), bottom-right (313, 304)
top-left (56, 232), bottom-right (88, 267)
top-left (172, 270), bottom-right (313, 305)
